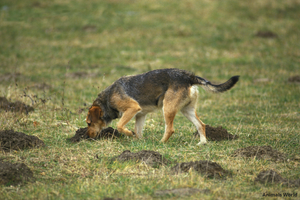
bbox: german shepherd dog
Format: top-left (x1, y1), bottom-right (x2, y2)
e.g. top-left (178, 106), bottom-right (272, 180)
top-left (86, 68), bottom-right (239, 145)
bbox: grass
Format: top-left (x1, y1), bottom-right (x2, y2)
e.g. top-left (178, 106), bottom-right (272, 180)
top-left (0, 0), bottom-right (300, 199)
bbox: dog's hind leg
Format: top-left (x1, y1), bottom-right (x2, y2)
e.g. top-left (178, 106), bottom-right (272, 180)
top-left (161, 107), bottom-right (176, 143)
top-left (181, 103), bottom-right (207, 145)
top-left (160, 89), bottom-right (181, 143)
top-left (135, 113), bottom-right (146, 138)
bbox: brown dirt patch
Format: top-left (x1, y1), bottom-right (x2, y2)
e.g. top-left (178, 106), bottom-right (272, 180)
top-left (171, 160), bottom-right (230, 178)
top-left (255, 170), bottom-right (300, 187)
top-left (288, 75), bottom-right (300, 83)
top-left (154, 187), bottom-right (210, 197)
top-left (67, 127), bottom-right (122, 143)
top-left (0, 130), bottom-right (45, 152)
top-left (0, 96), bottom-right (34, 113)
top-left (110, 150), bottom-right (172, 168)
top-left (194, 125), bottom-right (238, 141)
top-left (0, 161), bottom-right (34, 186)
top-left (231, 145), bottom-right (287, 162)
top-left (255, 31), bottom-right (278, 38)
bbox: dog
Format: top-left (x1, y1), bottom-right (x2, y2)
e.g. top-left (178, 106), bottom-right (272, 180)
top-left (86, 68), bottom-right (239, 145)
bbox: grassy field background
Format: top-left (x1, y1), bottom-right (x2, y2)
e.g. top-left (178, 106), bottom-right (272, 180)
top-left (0, 0), bottom-right (299, 199)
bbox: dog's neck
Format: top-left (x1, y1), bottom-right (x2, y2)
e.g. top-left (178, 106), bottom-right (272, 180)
top-left (93, 94), bottom-right (120, 123)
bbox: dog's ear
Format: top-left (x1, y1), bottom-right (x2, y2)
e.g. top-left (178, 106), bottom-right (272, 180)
top-left (88, 106), bottom-right (103, 122)
top-left (86, 114), bottom-right (91, 124)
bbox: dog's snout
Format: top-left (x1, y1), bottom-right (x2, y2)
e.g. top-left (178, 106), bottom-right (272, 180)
top-left (86, 127), bottom-right (97, 138)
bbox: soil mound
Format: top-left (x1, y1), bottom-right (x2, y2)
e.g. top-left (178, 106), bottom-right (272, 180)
top-left (255, 170), bottom-right (300, 187)
top-left (0, 130), bottom-right (45, 152)
top-left (171, 160), bottom-right (229, 178)
top-left (67, 127), bottom-right (121, 143)
top-left (0, 161), bottom-right (34, 186)
top-left (154, 187), bottom-right (210, 197)
top-left (288, 75), bottom-right (300, 83)
top-left (110, 150), bottom-right (172, 168)
top-left (0, 96), bottom-right (34, 113)
top-left (231, 146), bottom-right (287, 162)
top-left (67, 127), bottom-right (88, 142)
top-left (194, 125), bottom-right (238, 141)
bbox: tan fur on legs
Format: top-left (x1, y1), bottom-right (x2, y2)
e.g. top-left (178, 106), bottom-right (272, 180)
top-left (160, 88), bottom-right (184, 143)
top-left (197, 116), bottom-right (206, 143)
top-left (161, 109), bottom-right (176, 142)
top-left (117, 106), bottom-right (141, 136)
top-left (181, 107), bottom-right (207, 145)
top-left (181, 86), bottom-right (207, 145)
top-left (111, 94), bottom-right (142, 137)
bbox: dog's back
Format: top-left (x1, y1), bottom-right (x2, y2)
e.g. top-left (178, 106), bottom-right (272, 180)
top-left (114, 68), bottom-right (238, 107)
top-left (117, 68), bottom-right (197, 107)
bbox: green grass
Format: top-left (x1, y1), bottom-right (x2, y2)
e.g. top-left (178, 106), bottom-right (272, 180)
top-left (1, 0), bottom-right (300, 199)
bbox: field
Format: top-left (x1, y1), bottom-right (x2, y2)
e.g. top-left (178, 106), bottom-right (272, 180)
top-left (0, 0), bottom-right (300, 199)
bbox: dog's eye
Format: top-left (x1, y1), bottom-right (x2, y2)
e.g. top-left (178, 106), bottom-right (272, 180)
top-left (87, 123), bottom-right (91, 127)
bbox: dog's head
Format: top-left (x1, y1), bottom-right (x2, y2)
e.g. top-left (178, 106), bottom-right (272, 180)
top-left (86, 105), bottom-right (107, 138)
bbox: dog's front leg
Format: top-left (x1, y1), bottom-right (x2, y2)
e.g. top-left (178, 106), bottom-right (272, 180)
top-left (135, 114), bottom-right (146, 138)
top-left (117, 106), bottom-right (141, 137)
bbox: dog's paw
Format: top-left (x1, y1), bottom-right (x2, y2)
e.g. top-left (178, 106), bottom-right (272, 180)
top-left (120, 128), bottom-right (136, 137)
top-left (131, 131), bottom-right (136, 136)
top-left (197, 140), bottom-right (208, 145)
top-left (127, 130), bottom-right (136, 137)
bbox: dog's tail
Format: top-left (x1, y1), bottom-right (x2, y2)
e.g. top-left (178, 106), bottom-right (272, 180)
top-left (195, 75), bottom-right (240, 93)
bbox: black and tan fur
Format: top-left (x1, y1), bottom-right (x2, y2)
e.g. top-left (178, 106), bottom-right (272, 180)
top-left (86, 68), bottom-right (239, 145)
